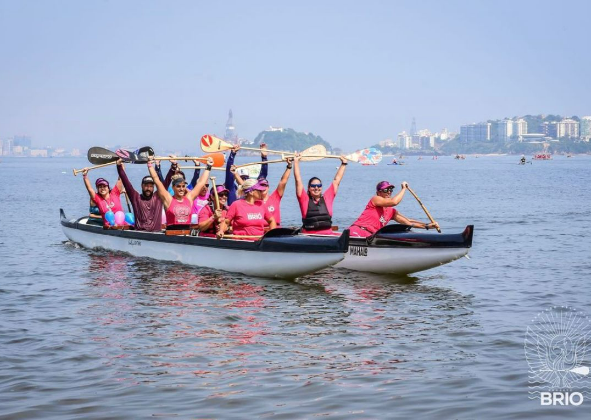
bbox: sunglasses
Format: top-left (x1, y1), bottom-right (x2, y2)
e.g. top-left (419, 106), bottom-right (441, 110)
top-left (379, 187), bottom-right (395, 193)
top-left (218, 193), bottom-right (228, 197)
top-left (309, 183), bottom-right (322, 188)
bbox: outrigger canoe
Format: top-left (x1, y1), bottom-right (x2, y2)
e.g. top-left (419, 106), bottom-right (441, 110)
top-left (333, 224), bottom-right (474, 274)
top-left (60, 209), bottom-right (349, 279)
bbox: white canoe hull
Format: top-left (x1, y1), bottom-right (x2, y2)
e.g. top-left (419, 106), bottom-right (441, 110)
top-left (61, 216), bottom-right (347, 279)
top-left (335, 246), bottom-right (469, 274)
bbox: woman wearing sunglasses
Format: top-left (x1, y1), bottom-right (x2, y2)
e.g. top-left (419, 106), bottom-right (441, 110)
top-left (349, 181), bottom-right (438, 238)
top-left (293, 153), bottom-right (348, 235)
top-left (147, 156), bottom-right (213, 226)
top-left (196, 185), bottom-right (231, 237)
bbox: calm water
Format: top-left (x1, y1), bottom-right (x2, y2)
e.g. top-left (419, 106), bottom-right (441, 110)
top-left (1, 155), bottom-right (590, 419)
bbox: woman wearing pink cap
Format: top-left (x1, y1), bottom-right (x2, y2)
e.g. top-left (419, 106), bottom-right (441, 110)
top-left (349, 181), bottom-right (438, 237)
top-left (81, 170), bottom-right (124, 227)
top-left (197, 185), bottom-right (231, 237)
top-left (147, 156), bottom-right (213, 226)
top-left (217, 179), bottom-right (277, 238)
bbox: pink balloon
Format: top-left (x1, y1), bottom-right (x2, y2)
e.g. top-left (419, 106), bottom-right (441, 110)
top-left (114, 211), bottom-right (125, 226)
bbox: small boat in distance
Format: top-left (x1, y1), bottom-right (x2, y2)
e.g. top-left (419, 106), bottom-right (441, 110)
top-left (533, 153), bottom-right (552, 160)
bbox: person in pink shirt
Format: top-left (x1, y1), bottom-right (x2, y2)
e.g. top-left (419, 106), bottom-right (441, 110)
top-left (233, 156), bottom-right (293, 226)
top-left (197, 185), bottom-right (230, 237)
top-left (293, 153), bottom-right (347, 235)
top-left (349, 181), bottom-right (439, 237)
top-left (147, 156), bottom-right (213, 226)
top-left (81, 170), bottom-right (124, 227)
top-left (218, 179), bottom-right (277, 238)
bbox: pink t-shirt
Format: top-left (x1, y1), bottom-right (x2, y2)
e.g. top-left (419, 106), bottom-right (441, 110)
top-left (94, 186), bottom-right (123, 226)
top-left (263, 189), bottom-right (282, 226)
top-left (198, 204), bottom-right (227, 236)
top-left (166, 197), bottom-right (192, 225)
top-left (297, 183), bottom-right (336, 218)
top-left (351, 198), bottom-right (396, 234)
top-left (191, 193), bottom-right (210, 216)
top-left (226, 200), bottom-right (272, 237)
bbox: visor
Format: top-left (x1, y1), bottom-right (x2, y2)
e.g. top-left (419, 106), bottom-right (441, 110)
top-left (95, 178), bottom-right (110, 188)
top-left (376, 181), bottom-right (395, 191)
top-left (244, 180), bottom-right (268, 193)
top-left (172, 177), bottom-right (187, 187)
top-left (211, 185), bottom-right (229, 195)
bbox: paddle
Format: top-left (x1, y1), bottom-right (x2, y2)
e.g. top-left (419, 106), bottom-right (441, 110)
top-left (201, 134), bottom-right (294, 155)
top-left (405, 185), bottom-right (441, 233)
top-left (87, 147), bottom-right (120, 165)
top-left (299, 147), bottom-right (383, 164)
top-left (178, 165), bottom-right (224, 171)
top-left (234, 156), bottom-right (287, 169)
top-left (73, 161), bottom-right (118, 176)
top-left (152, 153), bottom-right (225, 167)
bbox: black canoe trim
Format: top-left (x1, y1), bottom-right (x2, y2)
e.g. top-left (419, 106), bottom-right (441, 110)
top-left (60, 209), bottom-right (348, 254)
top-left (349, 224), bottom-right (474, 249)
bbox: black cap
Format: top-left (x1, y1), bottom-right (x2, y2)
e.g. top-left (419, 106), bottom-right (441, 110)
top-left (142, 176), bottom-right (155, 184)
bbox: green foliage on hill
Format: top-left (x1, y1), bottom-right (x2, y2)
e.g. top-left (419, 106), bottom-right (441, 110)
top-left (253, 128), bottom-right (332, 152)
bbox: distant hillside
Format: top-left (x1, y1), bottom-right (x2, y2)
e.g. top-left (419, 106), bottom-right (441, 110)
top-left (253, 128), bottom-right (332, 152)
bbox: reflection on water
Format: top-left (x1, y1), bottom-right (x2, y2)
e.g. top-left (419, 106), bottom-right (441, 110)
top-left (78, 251), bottom-right (478, 405)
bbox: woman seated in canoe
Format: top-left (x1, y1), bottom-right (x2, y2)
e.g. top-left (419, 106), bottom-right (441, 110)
top-left (147, 156), bottom-right (213, 226)
top-left (81, 170), bottom-right (124, 227)
top-left (349, 181), bottom-right (438, 237)
top-left (293, 153), bottom-right (347, 235)
top-left (233, 156), bottom-right (293, 226)
top-left (217, 179), bottom-right (277, 239)
top-left (197, 185), bottom-right (231, 237)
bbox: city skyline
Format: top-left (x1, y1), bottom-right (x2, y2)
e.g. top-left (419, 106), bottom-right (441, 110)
top-left (1, 1), bottom-right (590, 151)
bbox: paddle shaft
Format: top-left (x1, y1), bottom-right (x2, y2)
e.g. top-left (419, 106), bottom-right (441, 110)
top-left (73, 161), bottom-right (117, 176)
top-left (210, 176), bottom-right (220, 210)
top-left (406, 186), bottom-right (442, 233)
top-left (122, 190), bottom-right (132, 213)
top-left (234, 158), bottom-right (286, 169)
top-left (155, 156), bottom-right (213, 162)
top-left (178, 166), bottom-right (224, 171)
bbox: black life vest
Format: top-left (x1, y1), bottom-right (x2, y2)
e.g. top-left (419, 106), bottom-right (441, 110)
top-left (302, 195), bottom-right (332, 230)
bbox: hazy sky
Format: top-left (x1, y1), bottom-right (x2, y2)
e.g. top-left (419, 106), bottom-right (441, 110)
top-left (1, 0), bottom-right (589, 151)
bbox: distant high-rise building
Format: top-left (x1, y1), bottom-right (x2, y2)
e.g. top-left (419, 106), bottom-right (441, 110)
top-left (3, 138), bottom-right (14, 155)
top-left (460, 123), bottom-right (491, 142)
top-left (397, 131), bottom-right (411, 149)
top-left (224, 109), bottom-right (237, 142)
top-left (513, 119), bottom-right (528, 141)
top-left (410, 117), bottom-right (417, 137)
top-left (14, 135), bottom-right (31, 148)
top-left (542, 122), bottom-right (558, 139)
top-left (580, 116), bottom-right (591, 141)
top-left (556, 118), bottom-right (579, 139)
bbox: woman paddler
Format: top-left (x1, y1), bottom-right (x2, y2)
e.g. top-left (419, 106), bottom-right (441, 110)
top-left (81, 170), bottom-right (124, 227)
top-left (349, 181), bottom-right (438, 237)
top-left (233, 156), bottom-right (293, 226)
top-left (147, 156), bottom-right (213, 226)
top-left (197, 185), bottom-right (230, 237)
top-left (217, 179), bottom-right (277, 239)
top-left (293, 153), bottom-right (347, 235)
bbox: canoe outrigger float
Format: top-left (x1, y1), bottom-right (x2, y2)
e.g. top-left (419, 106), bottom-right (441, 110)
top-left (333, 224), bottom-right (474, 275)
top-left (60, 209), bottom-right (349, 279)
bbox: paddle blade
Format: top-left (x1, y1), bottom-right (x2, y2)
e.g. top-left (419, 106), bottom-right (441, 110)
top-left (236, 164), bottom-right (261, 179)
top-left (132, 146), bottom-right (155, 163)
top-left (200, 134), bottom-right (233, 153)
top-left (87, 147), bottom-right (118, 165)
top-left (346, 148), bottom-right (383, 164)
top-left (115, 149), bottom-right (133, 161)
top-left (198, 153), bottom-right (225, 167)
top-left (300, 144), bottom-right (327, 161)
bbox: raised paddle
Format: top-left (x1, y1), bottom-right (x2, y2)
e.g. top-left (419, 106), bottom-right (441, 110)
top-left (201, 134), bottom-right (295, 155)
top-left (153, 153), bottom-right (225, 167)
top-left (405, 185), bottom-right (441, 233)
top-left (234, 155), bottom-right (287, 169)
top-left (178, 165), bottom-right (224, 171)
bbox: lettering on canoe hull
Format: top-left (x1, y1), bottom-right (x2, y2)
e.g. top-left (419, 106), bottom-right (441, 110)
top-left (349, 246), bottom-right (368, 257)
top-left (128, 240), bottom-right (141, 246)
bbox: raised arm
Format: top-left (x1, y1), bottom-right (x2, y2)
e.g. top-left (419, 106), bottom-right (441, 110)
top-left (225, 146), bottom-right (240, 204)
top-left (259, 144), bottom-right (268, 180)
top-left (275, 157), bottom-right (293, 198)
top-left (233, 165), bottom-right (245, 186)
top-left (188, 160), bottom-right (201, 189)
top-left (293, 153), bottom-right (304, 197)
top-left (332, 156), bottom-right (348, 194)
top-left (82, 169), bottom-right (96, 201)
top-left (154, 160), bottom-right (165, 183)
top-left (116, 160), bottom-right (139, 201)
top-left (147, 159), bottom-right (172, 208)
top-left (372, 183), bottom-right (408, 207)
top-left (187, 157), bottom-right (213, 202)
